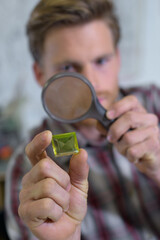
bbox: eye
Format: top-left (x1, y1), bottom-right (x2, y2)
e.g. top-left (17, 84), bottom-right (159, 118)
top-left (95, 57), bottom-right (107, 65)
top-left (95, 55), bottom-right (113, 66)
top-left (60, 64), bottom-right (74, 72)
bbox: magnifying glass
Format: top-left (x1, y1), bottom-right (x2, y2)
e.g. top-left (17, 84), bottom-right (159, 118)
top-left (41, 72), bottom-right (113, 129)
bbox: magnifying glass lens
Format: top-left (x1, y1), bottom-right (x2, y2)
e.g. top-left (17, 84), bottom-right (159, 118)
top-left (42, 72), bottom-right (112, 129)
top-left (43, 76), bottom-right (92, 120)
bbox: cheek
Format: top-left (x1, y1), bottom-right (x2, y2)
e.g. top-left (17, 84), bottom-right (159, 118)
top-left (101, 69), bottom-right (118, 91)
top-left (105, 60), bottom-right (119, 88)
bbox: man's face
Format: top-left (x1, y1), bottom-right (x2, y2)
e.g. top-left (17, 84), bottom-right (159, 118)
top-left (35, 20), bottom-right (120, 126)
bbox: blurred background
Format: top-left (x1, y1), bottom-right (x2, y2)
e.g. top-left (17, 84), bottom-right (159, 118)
top-left (0, 0), bottom-right (160, 185)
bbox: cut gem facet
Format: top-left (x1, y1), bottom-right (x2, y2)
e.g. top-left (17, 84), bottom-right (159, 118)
top-left (52, 132), bottom-right (79, 157)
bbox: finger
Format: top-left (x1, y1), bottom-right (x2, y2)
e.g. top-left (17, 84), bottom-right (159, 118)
top-left (69, 149), bottom-right (89, 194)
top-left (20, 178), bottom-right (70, 212)
top-left (107, 95), bottom-right (146, 120)
top-left (25, 130), bottom-right (52, 166)
top-left (22, 158), bottom-right (71, 190)
top-left (107, 112), bottom-right (158, 143)
top-left (126, 135), bottom-right (160, 165)
top-left (115, 125), bottom-right (160, 156)
top-left (19, 198), bottom-right (63, 225)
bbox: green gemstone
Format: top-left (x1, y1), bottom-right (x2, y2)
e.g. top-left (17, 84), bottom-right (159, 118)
top-left (52, 132), bottom-right (79, 157)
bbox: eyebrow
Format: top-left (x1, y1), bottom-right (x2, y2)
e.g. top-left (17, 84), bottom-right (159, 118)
top-left (94, 53), bottom-right (115, 61)
top-left (54, 53), bottom-right (115, 67)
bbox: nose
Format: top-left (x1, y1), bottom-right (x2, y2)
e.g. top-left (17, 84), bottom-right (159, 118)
top-left (80, 66), bottom-right (99, 89)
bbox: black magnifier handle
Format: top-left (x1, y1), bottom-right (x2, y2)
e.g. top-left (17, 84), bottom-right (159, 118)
top-left (98, 112), bottom-right (114, 130)
top-left (89, 98), bottom-right (114, 130)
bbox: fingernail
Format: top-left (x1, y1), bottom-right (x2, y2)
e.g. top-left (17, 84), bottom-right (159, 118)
top-left (107, 110), bottom-right (115, 119)
top-left (44, 130), bottom-right (52, 138)
top-left (41, 131), bottom-right (52, 143)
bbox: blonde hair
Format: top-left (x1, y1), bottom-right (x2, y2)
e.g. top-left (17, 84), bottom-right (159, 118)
top-left (27, 0), bottom-right (120, 62)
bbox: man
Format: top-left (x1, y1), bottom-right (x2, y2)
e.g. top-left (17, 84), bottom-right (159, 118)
top-left (5, 0), bottom-right (160, 239)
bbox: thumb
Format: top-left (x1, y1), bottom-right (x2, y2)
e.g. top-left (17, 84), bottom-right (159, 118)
top-left (69, 149), bottom-right (89, 194)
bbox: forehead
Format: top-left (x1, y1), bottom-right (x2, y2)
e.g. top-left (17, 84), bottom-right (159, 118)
top-left (43, 20), bottom-right (115, 62)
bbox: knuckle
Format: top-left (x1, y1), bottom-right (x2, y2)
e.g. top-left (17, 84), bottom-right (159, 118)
top-left (54, 206), bottom-right (63, 220)
top-left (19, 189), bottom-right (25, 202)
top-left (126, 111), bottom-right (134, 122)
top-left (38, 158), bottom-right (51, 176)
top-left (123, 132), bottom-right (134, 145)
top-left (43, 178), bottom-right (57, 195)
top-left (21, 172), bottom-right (30, 187)
top-left (37, 198), bottom-right (55, 217)
top-left (18, 203), bottom-right (28, 220)
top-left (127, 147), bottom-right (137, 162)
top-left (42, 198), bottom-right (53, 211)
top-left (43, 199), bottom-right (63, 218)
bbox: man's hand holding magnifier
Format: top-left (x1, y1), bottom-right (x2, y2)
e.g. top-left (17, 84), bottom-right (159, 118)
top-left (106, 95), bottom-right (160, 185)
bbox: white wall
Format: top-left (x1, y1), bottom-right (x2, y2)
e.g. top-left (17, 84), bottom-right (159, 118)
top-left (115, 0), bottom-right (160, 87)
top-left (0, 0), bottom-right (44, 136)
top-left (0, 0), bottom-right (160, 135)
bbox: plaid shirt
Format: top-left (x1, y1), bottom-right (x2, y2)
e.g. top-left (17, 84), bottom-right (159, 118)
top-left (5, 85), bottom-right (160, 240)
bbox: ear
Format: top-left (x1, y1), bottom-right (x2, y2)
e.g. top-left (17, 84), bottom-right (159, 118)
top-left (33, 62), bottom-right (45, 87)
